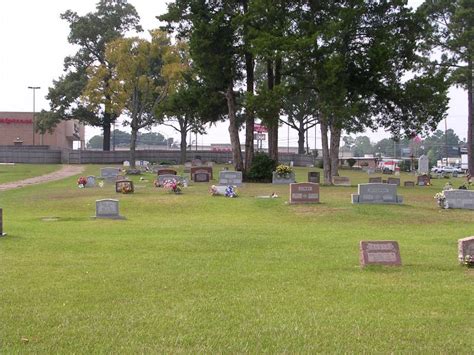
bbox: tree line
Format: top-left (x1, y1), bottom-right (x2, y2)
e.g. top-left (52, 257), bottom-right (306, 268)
top-left (37, 0), bottom-right (472, 181)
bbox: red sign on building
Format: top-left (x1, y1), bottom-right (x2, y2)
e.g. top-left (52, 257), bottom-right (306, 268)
top-left (253, 123), bottom-right (268, 133)
top-left (0, 118), bottom-right (33, 124)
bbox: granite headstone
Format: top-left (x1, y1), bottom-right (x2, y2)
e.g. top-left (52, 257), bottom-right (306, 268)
top-left (95, 199), bottom-right (124, 219)
top-left (308, 171), bottom-right (320, 184)
top-left (352, 183), bottom-right (403, 204)
top-left (458, 236), bottom-right (474, 264)
top-left (289, 183), bottom-right (320, 204)
top-left (359, 240), bottom-right (402, 267)
top-left (418, 155), bottom-right (429, 174)
top-left (444, 190), bottom-right (474, 210)
top-left (219, 171), bottom-right (243, 186)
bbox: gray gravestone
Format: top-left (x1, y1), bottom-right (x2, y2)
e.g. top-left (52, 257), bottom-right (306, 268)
top-left (219, 171), bottom-right (243, 186)
top-left (157, 174), bottom-right (184, 186)
top-left (272, 172), bottom-right (296, 184)
top-left (404, 181), bottom-right (415, 187)
top-left (444, 190), bottom-right (474, 210)
top-left (359, 241), bottom-right (402, 267)
top-left (0, 208), bottom-right (5, 236)
top-left (308, 171), bottom-right (320, 184)
top-left (94, 199), bottom-right (125, 219)
top-left (352, 183), bottom-right (403, 204)
top-left (86, 176), bottom-right (96, 188)
top-left (418, 155), bottom-right (429, 174)
top-left (100, 167), bottom-right (121, 181)
top-left (458, 236), bottom-right (474, 264)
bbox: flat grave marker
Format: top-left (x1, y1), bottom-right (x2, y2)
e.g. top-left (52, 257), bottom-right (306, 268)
top-left (289, 183), bottom-right (320, 204)
top-left (332, 176), bottom-right (351, 186)
top-left (94, 199), bottom-right (125, 219)
top-left (359, 240), bottom-right (402, 267)
top-left (369, 177), bottom-right (382, 183)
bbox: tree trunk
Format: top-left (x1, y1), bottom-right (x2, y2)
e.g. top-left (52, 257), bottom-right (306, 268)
top-left (330, 125), bottom-right (341, 178)
top-left (130, 128), bottom-right (138, 169)
top-left (267, 58), bottom-right (281, 162)
top-left (320, 119), bottom-right (332, 184)
top-left (180, 129), bottom-right (187, 165)
top-left (243, 0), bottom-right (254, 174)
top-left (226, 83), bottom-right (244, 171)
top-left (298, 121), bottom-right (305, 154)
top-left (468, 57), bottom-right (473, 175)
top-left (103, 118), bottom-right (111, 151)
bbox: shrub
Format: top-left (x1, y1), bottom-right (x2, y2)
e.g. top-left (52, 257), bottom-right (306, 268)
top-left (346, 158), bottom-right (356, 168)
top-left (316, 159), bottom-right (324, 169)
top-left (246, 153), bottom-right (277, 182)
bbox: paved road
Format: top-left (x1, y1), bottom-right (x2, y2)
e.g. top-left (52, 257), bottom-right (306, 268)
top-left (0, 165), bottom-right (85, 191)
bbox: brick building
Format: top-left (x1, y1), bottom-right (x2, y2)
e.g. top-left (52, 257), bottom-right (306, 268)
top-left (0, 112), bottom-right (85, 149)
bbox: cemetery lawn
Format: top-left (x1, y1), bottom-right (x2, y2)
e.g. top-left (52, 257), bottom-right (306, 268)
top-left (1, 165), bottom-right (473, 353)
top-left (0, 164), bottom-right (60, 184)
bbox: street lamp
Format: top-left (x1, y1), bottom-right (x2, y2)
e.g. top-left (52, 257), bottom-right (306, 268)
top-left (28, 86), bottom-right (40, 145)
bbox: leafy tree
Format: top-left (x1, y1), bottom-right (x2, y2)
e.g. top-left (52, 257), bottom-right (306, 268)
top-left (40, 0), bottom-right (142, 151)
top-left (419, 0), bottom-right (473, 173)
top-left (84, 30), bottom-right (182, 167)
top-left (353, 136), bottom-right (374, 157)
top-left (87, 130), bottom-right (168, 149)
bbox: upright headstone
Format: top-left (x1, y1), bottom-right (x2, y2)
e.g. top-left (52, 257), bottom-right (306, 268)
top-left (86, 176), bottom-right (96, 188)
top-left (444, 190), bottom-right (474, 210)
top-left (418, 155), bottom-right (429, 174)
top-left (157, 168), bottom-right (177, 176)
top-left (190, 166), bottom-right (213, 180)
top-left (387, 177), bottom-right (400, 186)
top-left (0, 208), bottom-right (5, 236)
top-left (458, 236), bottom-right (474, 264)
top-left (417, 174), bottom-right (430, 186)
top-left (184, 162), bottom-right (192, 173)
top-left (289, 183), bottom-right (320, 204)
top-left (272, 172), bottom-right (296, 184)
top-left (308, 171), bottom-right (320, 184)
top-left (404, 181), bottom-right (415, 187)
top-left (100, 167), bottom-right (121, 181)
top-left (94, 199), bottom-right (125, 219)
top-left (219, 171), bottom-right (243, 186)
top-left (369, 177), bottom-right (382, 183)
top-left (194, 172), bottom-right (210, 182)
top-left (352, 183), bottom-right (403, 204)
top-left (332, 176), bottom-right (351, 186)
top-left (359, 241), bottom-right (402, 267)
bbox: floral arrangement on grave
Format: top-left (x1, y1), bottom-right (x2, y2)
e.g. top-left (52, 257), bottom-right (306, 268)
top-left (98, 181), bottom-right (104, 188)
top-left (121, 184), bottom-right (133, 194)
top-left (434, 191), bottom-right (447, 208)
top-left (461, 254), bottom-right (474, 267)
top-left (163, 179), bottom-right (183, 194)
top-left (275, 164), bottom-right (293, 178)
top-left (225, 185), bottom-right (238, 198)
top-left (77, 176), bottom-right (87, 188)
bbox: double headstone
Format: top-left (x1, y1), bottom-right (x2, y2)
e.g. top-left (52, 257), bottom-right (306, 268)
top-left (219, 171), bottom-right (243, 186)
top-left (289, 183), bottom-right (320, 204)
top-left (272, 172), bottom-right (296, 184)
top-left (157, 174), bottom-right (185, 186)
top-left (359, 241), bottom-right (402, 267)
top-left (369, 177), bottom-right (382, 183)
top-left (94, 199), bottom-right (125, 219)
top-left (352, 183), bottom-right (403, 204)
top-left (191, 166), bottom-right (213, 181)
top-left (100, 167), bottom-right (121, 181)
top-left (404, 181), bottom-right (415, 187)
top-left (444, 190), bottom-right (474, 210)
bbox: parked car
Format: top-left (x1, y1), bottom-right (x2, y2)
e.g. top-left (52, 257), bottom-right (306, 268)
top-left (432, 166), bottom-right (463, 174)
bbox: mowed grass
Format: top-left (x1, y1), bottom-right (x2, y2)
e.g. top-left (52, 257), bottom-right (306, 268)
top-left (0, 165), bottom-right (473, 353)
top-left (0, 164), bottom-right (60, 184)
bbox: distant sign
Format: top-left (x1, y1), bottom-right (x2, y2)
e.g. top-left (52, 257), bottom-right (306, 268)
top-left (254, 123), bottom-right (268, 133)
top-left (255, 133), bottom-right (266, 140)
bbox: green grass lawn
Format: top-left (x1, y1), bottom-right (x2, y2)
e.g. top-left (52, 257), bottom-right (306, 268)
top-left (0, 164), bottom-right (60, 184)
top-left (0, 165), bottom-right (473, 353)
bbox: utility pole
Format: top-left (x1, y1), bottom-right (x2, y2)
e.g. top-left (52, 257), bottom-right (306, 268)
top-left (28, 86), bottom-right (40, 145)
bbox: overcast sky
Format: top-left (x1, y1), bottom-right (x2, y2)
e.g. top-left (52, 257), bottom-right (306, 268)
top-left (0, 0), bottom-right (468, 148)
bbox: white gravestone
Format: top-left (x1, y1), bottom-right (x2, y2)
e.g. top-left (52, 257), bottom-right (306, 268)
top-left (94, 199), bottom-right (125, 219)
top-left (418, 155), bottom-right (429, 174)
top-left (219, 171), bottom-right (243, 186)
